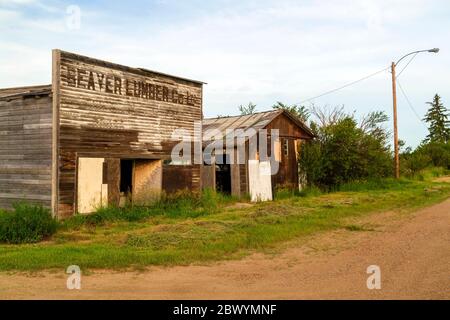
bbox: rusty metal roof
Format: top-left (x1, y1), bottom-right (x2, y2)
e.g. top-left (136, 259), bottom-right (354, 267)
top-left (204, 110), bottom-right (281, 132)
top-left (203, 109), bottom-right (314, 141)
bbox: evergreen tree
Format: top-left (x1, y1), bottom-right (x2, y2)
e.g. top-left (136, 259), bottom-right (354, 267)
top-left (423, 94), bottom-right (450, 143)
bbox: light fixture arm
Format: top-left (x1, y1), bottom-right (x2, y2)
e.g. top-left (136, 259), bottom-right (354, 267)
top-left (395, 48), bottom-right (439, 66)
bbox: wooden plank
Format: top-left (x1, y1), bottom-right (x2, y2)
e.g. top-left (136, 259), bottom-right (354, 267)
top-left (0, 193), bottom-right (51, 201)
top-left (105, 158), bottom-right (120, 207)
top-left (0, 199), bottom-right (51, 209)
top-left (52, 49), bottom-right (60, 217)
top-left (201, 164), bottom-right (215, 190)
top-left (231, 163), bottom-right (241, 197)
top-left (162, 165), bottom-right (201, 193)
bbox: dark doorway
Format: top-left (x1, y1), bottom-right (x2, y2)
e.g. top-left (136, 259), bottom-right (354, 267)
top-left (215, 154), bottom-right (231, 194)
top-left (120, 159), bottom-right (133, 194)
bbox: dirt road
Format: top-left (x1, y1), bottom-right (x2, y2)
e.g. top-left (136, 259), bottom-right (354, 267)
top-left (1, 199), bottom-right (449, 300)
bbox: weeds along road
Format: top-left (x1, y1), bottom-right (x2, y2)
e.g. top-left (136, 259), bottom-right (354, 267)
top-left (0, 198), bottom-right (449, 299)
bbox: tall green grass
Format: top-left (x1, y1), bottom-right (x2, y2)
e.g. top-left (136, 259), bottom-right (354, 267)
top-left (337, 167), bottom-right (448, 192)
top-left (337, 178), bottom-right (412, 192)
top-left (274, 185), bottom-right (322, 199)
top-left (62, 188), bottom-right (236, 229)
top-left (409, 166), bottom-right (449, 181)
top-left (0, 203), bottom-right (58, 244)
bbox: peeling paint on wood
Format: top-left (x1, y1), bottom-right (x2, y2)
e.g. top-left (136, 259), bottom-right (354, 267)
top-left (54, 50), bottom-right (203, 217)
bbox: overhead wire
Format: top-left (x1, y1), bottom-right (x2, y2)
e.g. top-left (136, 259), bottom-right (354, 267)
top-left (396, 52), bottom-right (418, 78)
top-left (396, 79), bottom-right (427, 129)
top-left (294, 60), bottom-right (427, 129)
top-left (297, 66), bottom-right (390, 105)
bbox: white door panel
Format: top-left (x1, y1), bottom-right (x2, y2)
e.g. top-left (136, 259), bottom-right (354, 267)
top-left (77, 158), bottom-right (107, 214)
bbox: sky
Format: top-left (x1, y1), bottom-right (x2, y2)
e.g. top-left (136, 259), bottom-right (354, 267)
top-left (1, 0), bottom-right (449, 148)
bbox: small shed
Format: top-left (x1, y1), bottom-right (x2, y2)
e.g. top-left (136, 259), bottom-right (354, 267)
top-left (0, 50), bottom-right (204, 218)
top-left (202, 110), bottom-right (314, 201)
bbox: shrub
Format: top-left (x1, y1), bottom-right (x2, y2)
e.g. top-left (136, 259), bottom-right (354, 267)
top-left (0, 203), bottom-right (58, 244)
top-left (401, 141), bottom-right (450, 177)
top-left (402, 152), bottom-right (431, 177)
top-left (299, 111), bottom-right (392, 189)
top-left (417, 142), bottom-right (450, 168)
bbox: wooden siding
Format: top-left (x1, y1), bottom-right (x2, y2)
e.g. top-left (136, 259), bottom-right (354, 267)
top-left (53, 50), bottom-right (203, 217)
top-left (265, 112), bottom-right (312, 140)
top-left (272, 138), bottom-right (299, 189)
top-left (239, 142), bottom-right (249, 196)
top-left (266, 113), bottom-right (307, 190)
top-left (239, 162), bottom-right (248, 195)
top-left (201, 164), bottom-right (215, 190)
top-left (203, 110), bottom-right (313, 198)
top-left (0, 94), bottom-right (53, 209)
top-left (105, 158), bottom-right (120, 207)
top-left (162, 165), bottom-right (200, 193)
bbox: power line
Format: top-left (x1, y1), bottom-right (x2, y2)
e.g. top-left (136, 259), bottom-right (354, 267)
top-left (297, 66), bottom-right (390, 105)
top-left (396, 79), bottom-right (427, 129)
top-left (396, 52), bottom-right (418, 79)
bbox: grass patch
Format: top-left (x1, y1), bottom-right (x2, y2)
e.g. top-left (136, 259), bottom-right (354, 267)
top-left (411, 166), bottom-right (449, 181)
top-left (0, 177), bottom-right (449, 271)
top-left (61, 188), bottom-right (235, 230)
top-left (0, 203), bottom-right (58, 244)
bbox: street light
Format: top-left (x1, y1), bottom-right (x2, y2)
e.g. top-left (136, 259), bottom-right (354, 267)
top-left (391, 48), bottom-right (439, 179)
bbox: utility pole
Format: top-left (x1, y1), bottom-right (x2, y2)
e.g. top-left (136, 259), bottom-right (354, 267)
top-left (391, 62), bottom-right (399, 179)
top-left (390, 48), bottom-right (439, 179)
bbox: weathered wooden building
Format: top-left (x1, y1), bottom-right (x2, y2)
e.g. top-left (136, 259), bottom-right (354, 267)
top-left (202, 110), bottom-right (314, 201)
top-left (0, 50), bottom-right (204, 218)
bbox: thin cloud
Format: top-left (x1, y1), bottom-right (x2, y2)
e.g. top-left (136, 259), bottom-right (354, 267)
top-left (0, 0), bottom-right (446, 147)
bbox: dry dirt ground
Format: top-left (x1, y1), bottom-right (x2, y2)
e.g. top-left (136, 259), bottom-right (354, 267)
top-left (0, 198), bottom-right (449, 300)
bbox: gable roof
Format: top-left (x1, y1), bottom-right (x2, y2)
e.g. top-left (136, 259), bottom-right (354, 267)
top-left (203, 109), bottom-right (314, 141)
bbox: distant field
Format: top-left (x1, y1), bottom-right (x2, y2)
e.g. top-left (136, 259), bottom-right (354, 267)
top-left (0, 175), bottom-right (449, 271)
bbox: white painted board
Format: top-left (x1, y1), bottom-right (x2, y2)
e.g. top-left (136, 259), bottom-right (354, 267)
top-left (248, 160), bottom-right (273, 202)
top-left (77, 158), bottom-right (107, 214)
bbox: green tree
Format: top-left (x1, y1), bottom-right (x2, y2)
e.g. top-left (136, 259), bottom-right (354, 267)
top-left (272, 101), bottom-right (310, 122)
top-left (416, 141), bottom-right (450, 168)
top-left (400, 95), bottom-right (450, 174)
top-left (423, 94), bottom-right (450, 143)
top-left (298, 107), bottom-right (392, 189)
top-left (238, 102), bottom-right (257, 115)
